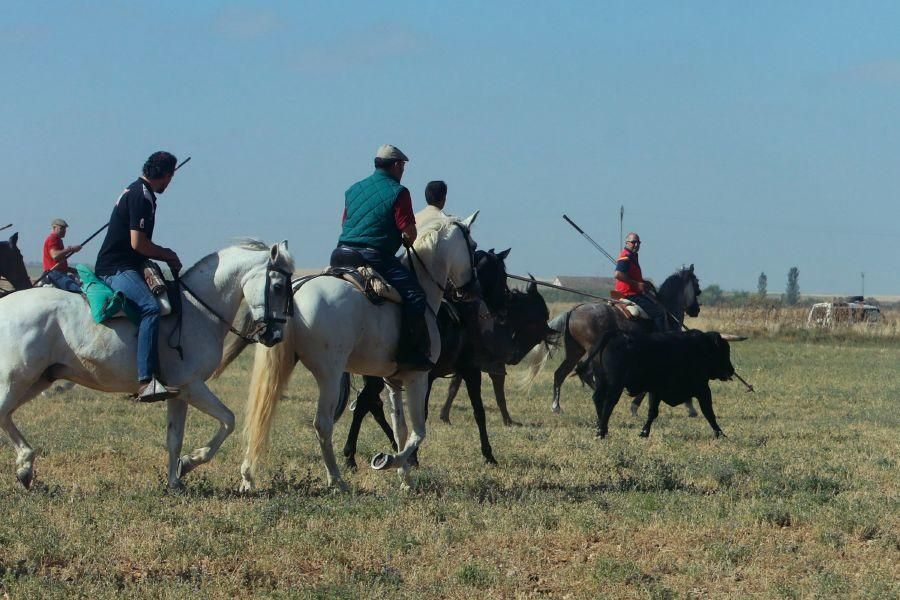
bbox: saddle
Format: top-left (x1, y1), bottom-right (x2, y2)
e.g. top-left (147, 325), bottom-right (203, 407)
top-left (323, 266), bottom-right (402, 305)
top-left (80, 261), bottom-right (176, 322)
top-left (610, 292), bottom-right (650, 321)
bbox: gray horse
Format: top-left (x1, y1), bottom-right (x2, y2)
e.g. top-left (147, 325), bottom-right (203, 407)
top-left (526, 265), bottom-right (702, 416)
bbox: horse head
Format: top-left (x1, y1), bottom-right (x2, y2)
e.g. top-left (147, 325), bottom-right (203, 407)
top-left (443, 211), bottom-right (481, 301)
top-left (657, 264), bottom-right (701, 321)
top-left (474, 247), bottom-right (511, 314)
top-left (0, 233), bottom-right (33, 291)
top-left (239, 240), bottom-right (295, 347)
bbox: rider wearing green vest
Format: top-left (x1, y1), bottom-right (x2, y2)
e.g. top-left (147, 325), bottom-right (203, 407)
top-left (330, 145), bottom-right (433, 371)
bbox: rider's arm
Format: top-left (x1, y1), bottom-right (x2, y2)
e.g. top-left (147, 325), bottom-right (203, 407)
top-left (130, 230), bottom-right (178, 262)
top-left (615, 259), bottom-right (645, 291)
top-left (394, 188), bottom-right (417, 245)
top-left (49, 245), bottom-right (81, 260)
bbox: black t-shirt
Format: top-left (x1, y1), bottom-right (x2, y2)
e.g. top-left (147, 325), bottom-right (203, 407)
top-left (94, 178), bottom-right (157, 276)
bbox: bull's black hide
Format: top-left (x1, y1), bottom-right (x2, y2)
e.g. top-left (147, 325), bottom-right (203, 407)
top-left (580, 330), bottom-right (735, 439)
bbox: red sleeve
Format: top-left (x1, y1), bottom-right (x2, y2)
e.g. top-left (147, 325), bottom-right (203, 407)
top-left (393, 188), bottom-right (414, 230)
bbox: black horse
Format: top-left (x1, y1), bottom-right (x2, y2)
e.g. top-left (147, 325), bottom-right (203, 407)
top-left (0, 233), bottom-right (32, 296)
top-left (526, 265), bottom-right (702, 416)
top-left (338, 259), bottom-right (554, 469)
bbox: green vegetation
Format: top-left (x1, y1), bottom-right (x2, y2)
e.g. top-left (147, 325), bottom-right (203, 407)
top-left (0, 334), bottom-right (897, 598)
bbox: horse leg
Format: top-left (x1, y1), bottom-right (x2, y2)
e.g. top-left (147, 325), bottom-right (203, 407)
top-left (695, 388), bottom-right (724, 438)
top-left (439, 374), bottom-right (463, 423)
top-left (639, 393), bottom-right (662, 438)
top-left (684, 398), bottom-right (698, 417)
top-left (552, 351), bottom-right (583, 414)
top-left (174, 382), bottom-right (235, 482)
top-left (491, 371), bottom-right (520, 427)
top-left (0, 378), bottom-right (52, 489)
top-left (463, 369), bottom-right (496, 464)
top-left (166, 399), bottom-right (188, 490)
top-left (630, 392), bottom-right (646, 417)
top-left (396, 377), bottom-right (429, 489)
top-left (342, 377), bottom-right (383, 471)
top-left (312, 373), bottom-right (348, 491)
top-left (408, 376), bottom-right (435, 469)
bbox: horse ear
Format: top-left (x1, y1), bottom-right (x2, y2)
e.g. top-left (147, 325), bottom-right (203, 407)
top-left (488, 247), bottom-right (495, 254)
top-left (270, 242), bottom-right (284, 262)
top-left (9, 232), bottom-right (18, 247)
top-left (527, 273), bottom-right (538, 295)
top-left (497, 248), bottom-right (511, 260)
top-left (689, 264), bottom-right (694, 273)
top-left (461, 210), bottom-right (480, 229)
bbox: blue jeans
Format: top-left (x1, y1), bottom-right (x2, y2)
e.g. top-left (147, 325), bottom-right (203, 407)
top-left (629, 293), bottom-right (668, 332)
top-left (103, 269), bottom-right (160, 381)
top-left (333, 246), bottom-right (426, 315)
top-left (47, 270), bottom-right (82, 293)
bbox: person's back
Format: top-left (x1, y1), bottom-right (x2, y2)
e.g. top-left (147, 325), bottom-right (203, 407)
top-left (330, 144), bottom-right (433, 371)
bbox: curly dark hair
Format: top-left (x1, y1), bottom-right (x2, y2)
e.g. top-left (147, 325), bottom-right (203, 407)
top-left (142, 151), bottom-right (178, 179)
top-left (425, 180), bottom-right (447, 206)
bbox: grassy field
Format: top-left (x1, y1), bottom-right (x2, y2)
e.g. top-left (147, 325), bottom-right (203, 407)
top-left (0, 318), bottom-right (898, 598)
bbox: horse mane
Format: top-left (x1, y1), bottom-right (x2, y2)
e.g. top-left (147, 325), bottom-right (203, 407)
top-left (182, 238), bottom-right (289, 278)
top-left (658, 267), bottom-right (697, 298)
top-left (414, 217), bottom-right (466, 254)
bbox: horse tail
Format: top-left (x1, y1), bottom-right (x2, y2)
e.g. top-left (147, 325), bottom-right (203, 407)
top-left (334, 372), bottom-right (351, 422)
top-left (210, 308), bottom-right (255, 379)
top-left (242, 321), bottom-right (296, 480)
top-left (520, 311), bottom-right (569, 390)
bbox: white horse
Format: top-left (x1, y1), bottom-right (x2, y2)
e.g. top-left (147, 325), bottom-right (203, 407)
top-left (241, 213), bottom-right (479, 492)
top-left (0, 239), bottom-right (295, 490)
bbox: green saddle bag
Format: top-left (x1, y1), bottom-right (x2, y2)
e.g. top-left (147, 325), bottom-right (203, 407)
top-left (75, 264), bottom-right (140, 325)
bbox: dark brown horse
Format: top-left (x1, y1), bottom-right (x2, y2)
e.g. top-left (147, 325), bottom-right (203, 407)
top-left (526, 265), bottom-right (701, 415)
top-left (0, 233), bottom-right (32, 296)
top-left (338, 260), bottom-right (555, 468)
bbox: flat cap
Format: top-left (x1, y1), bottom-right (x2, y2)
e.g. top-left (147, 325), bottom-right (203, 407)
top-left (375, 144), bottom-right (409, 162)
top-left (51, 218), bottom-right (69, 228)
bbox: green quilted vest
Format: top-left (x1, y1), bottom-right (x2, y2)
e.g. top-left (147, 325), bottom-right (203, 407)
top-left (338, 169), bottom-right (405, 256)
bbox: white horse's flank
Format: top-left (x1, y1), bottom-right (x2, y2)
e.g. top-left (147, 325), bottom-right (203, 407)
top-left (241, 213), bottom-right (479, 491)
top-left (0, 240), bottom-right (294, 489)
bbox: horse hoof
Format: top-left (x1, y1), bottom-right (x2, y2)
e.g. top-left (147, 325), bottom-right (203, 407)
top-left (177, 456), bottom-right (197, 478)
top-left (639, 430), bottom-right (650, 438)
top-left (688, 412), bottom-right (699, 418)
top-left (168, 479), bottom-right (186, 494)
top-left (485, 455), bottom-right (498, 466)
top-left (238, 479), bottom-right (253, 494)
top-left (714, 430), bottom-right (726, 439)
top-left (408, 455), bottom-right (419, 469)
top-left (345, 458), bottom-right (358, 471)
top-left (371, 453), bottom-right (394, 471)
top-left (551, 404), bottom-right (561, 414)
top-left (595, 431), bottom-right (607, 439)
top-left (16, 467), bottom-right (34, 490)
top-left (439, 412), bottom-right (451, 424)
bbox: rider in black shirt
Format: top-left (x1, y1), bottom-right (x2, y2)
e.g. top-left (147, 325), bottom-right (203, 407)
top-left (95, 151), bottom-right (183, 402)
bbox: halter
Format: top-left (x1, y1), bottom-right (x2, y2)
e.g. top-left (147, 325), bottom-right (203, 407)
top-left (168, 261), bottom-right (294, 358)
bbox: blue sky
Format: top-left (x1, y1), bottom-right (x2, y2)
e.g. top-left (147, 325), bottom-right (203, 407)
top-left (2, 2), bottom-right (899, 295)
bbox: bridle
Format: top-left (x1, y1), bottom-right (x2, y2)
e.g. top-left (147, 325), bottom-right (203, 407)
top-left (406, 221), bottom-right (479, 305)
top-left (168, 261), bottom-right (294, 358)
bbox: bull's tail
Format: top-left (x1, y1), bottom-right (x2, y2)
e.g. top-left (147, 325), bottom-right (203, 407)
top-left (520, 312), bottom-right (569, 390)
top-left (574, 330), bottom-right (619, 387)
top-left (210, 307), bottom-right (255, 379)
top-left (242, 321), bottom-right (297, 482)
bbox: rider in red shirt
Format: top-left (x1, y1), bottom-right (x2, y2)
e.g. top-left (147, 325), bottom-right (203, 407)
top-left (614, 232), bottom-right (667, 331)
top-left (42, 218), bottom-right (82, 293)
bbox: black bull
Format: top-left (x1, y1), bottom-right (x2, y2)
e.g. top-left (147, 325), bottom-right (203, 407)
top-left (577, 330), bottom-right (736, 439)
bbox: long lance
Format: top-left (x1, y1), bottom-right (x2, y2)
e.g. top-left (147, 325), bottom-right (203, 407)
top-left (561, 214), bottom-right (754, 392)
top-left (34, 156), bottom-right (192, 286)
top-left (506, 272), bottom-right (618, 301)
top-left (0, 224), bottom-right (12, 233)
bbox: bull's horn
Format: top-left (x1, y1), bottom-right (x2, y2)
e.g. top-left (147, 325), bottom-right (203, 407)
top-left (720, 334), bottom-right (748, 341)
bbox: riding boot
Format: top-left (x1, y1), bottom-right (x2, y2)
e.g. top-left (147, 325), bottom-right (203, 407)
top-left (396, 312), bottom-right (434, 372)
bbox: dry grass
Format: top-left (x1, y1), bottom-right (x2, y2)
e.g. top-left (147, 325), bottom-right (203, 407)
top-left (0, 331), bottom-right (897, 598)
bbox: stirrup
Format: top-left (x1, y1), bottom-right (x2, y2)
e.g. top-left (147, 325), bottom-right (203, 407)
top-left (135, 378), bottom-right (180, 403)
